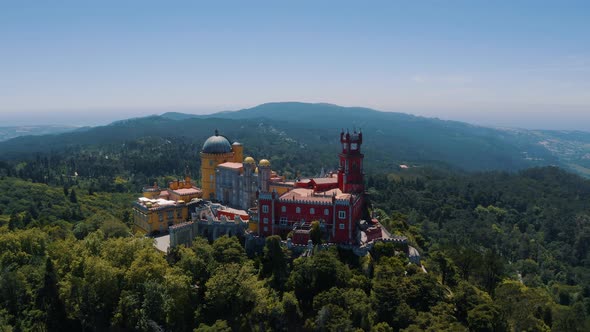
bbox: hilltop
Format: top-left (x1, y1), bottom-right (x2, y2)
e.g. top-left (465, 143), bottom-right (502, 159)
top-left (2, 102), bottom-right (590, 176)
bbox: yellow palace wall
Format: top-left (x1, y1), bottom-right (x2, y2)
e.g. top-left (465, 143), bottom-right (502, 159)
top-left (200, 145), bottom-right (242, 200)
top-left (133, 205), bottom-right (191, 234)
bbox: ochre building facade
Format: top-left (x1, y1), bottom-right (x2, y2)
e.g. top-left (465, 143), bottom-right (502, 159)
top-left (200, 130), bottom-right (243, 200)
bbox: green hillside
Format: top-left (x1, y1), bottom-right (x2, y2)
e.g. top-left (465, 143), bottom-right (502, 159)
top-left (210, 102), bottom-right (555, 171)
top-left (0, 103), bottom-right (559, 175)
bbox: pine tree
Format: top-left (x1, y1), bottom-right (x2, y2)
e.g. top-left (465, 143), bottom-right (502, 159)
top-left (310, 221), bottom-right (322, 245)
top-left (29, 203), bottom-right (40, 219)
top-left (22, 211), bottom-right (33, 226)
top-left (36, 258), bottom-right (67, 331)
top-left (9, 211), bottom-right (22, 230)
top-left (69, 189), bottom-right (78, 203)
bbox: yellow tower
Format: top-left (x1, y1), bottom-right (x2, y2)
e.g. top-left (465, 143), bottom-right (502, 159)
top-left (232, 142), bottom-right (244, 162)
top-left (200, 130), bottom-right (242, 200)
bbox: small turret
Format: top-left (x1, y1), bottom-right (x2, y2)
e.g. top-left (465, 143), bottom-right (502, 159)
top-left (142, 182), bottom-right (161, 199)
top-left (232, 142), bottom-right (244, 162)
top-left (243, 157), bottom-right (255, 176)
top-left (258, 159), bottom-right (272, 192)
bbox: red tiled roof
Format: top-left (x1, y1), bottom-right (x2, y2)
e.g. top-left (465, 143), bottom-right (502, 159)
top-left (310, 177), bottom-right (338, 184)
top-left (171, 188), bottom-right (202, 195)
top-left (219, 207), bottom-right (249, 216)
top-left (279, 187), bottom-right (353, 203)
top-left (218, 162), bottom-right (243, 170)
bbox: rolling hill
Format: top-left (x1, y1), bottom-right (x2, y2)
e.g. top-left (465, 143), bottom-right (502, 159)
top-left (3, 102), bottom-right (589, 175)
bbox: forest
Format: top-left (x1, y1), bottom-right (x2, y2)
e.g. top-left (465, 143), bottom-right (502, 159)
top-left (1, 159), bottom-right (589, 331)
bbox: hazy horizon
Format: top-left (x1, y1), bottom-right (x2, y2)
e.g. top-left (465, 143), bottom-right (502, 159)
top-left (4, 102), bottom-right (590, 132)
top-left (2, 1), bottom-right (589, 130)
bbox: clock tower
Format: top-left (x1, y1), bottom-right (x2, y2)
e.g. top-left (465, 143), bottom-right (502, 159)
top-left (337, 129), bottom-right (365, 193)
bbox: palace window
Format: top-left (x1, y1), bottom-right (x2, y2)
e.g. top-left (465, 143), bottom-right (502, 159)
top-left (262, 205), bottom-right (269, 213)
top-left (340, 223), bottom-right (345, 230)
top-left (210, 175), bottom-right (213, 181)
top-left (339, 211), bottom-right (346, 219)
top-left (324, 208), bottom-right (329, 216)
top-left (264, 226), bottom-right (268, 232)
top-left (310, 208), bottom-right (315, 215)
top-left (281, 206), bottom-right (286, 213)
top-left (167, 211), bottom-right (174, 219)
top-left (159, 213), bottom-right (163, 222)
top-left (176, 210), bottom-right (182, 218)
top-left (296, 207), bottom-right (301, 214)
top-left (263, 218), bottom-right (269, 224)
top-left (280, 217), bottom-right (288, 225)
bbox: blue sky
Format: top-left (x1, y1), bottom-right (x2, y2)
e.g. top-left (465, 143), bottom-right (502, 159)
top-left (1, 1), bottom-right (589, 129)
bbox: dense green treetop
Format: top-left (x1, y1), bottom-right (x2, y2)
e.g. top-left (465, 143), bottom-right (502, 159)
top-left (1, 164), bottom-right (590, 331)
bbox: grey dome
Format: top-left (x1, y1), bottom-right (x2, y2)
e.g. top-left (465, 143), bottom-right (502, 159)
top-left (202, 131), bottom-right (232, 154)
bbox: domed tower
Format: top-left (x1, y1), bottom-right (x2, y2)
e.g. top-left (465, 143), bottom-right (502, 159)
top-left (258, 159), bottom-right (272, 192)
top-left (200, 130), bottom-right (241, 200)
top-left (242, 156), bottom-right (257, 208)
top-left (243, 156), bottom-right (256, 173)
top-left (337, 129), bottom-right (364, 193)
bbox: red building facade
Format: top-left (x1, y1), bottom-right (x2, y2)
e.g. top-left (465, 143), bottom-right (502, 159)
top-left (257, 130), bottom-right (366, 244)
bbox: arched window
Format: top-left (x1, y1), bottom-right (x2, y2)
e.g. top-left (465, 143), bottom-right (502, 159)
top-left (296, 207), bottom-right (301, 214)
top-left (310, 208), bottom-right (315, 215)
top-left (281, 206), bottom-right (286, 213)
top-left (324, 209), bottom-right (329, 215)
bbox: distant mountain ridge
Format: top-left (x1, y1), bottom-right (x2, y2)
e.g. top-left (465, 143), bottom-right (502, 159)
top-left (1, 102), bottom-right (590, 175)
top-left (0, 125), bottom-right (79, 142)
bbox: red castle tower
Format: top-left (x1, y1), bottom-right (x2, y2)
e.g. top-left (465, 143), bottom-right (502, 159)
top-left (256, 129), bottom-right (367, 244)
top-left (338, 129), bottom-right (364, 194)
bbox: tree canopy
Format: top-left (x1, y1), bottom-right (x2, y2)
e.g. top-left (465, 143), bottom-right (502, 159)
top-left (1, 165), bottom-right (590, 331)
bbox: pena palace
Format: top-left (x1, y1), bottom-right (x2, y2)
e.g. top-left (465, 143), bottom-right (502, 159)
top-left (132, 129), bottom-right (406, 251)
